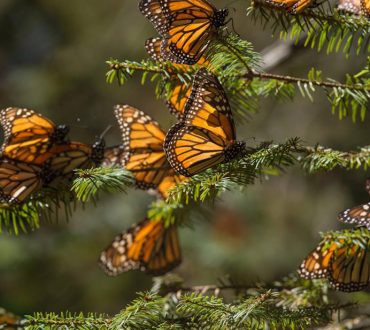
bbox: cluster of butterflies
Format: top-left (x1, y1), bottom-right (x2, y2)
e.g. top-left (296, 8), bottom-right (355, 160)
top-left (0, 107), bottom-right (105, 206)
top-left (298, 179), bottom-right (370, 292)
top-left (267, 0), bottom-right (370, 15)
top-left (0, 0), bottom-right (245, 276)
top-left (99, 70), bottom-right (245, 275)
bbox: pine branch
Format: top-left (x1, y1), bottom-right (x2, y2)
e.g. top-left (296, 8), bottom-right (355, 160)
top-left (176, 292), bottom-right (331, 329)
top-left (249, 0), bottom-right (370, 55)
top-left (24, 312), bottom-right (110, 330)
top-left (0, 189), bottom-right (78, 235)
top-left (72, 167), bottom-right (134, 203)
top-left (106, 45), bottom-right (370, 121)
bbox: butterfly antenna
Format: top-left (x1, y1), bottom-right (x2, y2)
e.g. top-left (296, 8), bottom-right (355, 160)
top-left (99, 125), bottom-right (113, 140)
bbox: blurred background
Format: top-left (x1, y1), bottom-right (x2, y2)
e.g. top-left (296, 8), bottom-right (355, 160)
top-left (0, 0), bottom-right (369, 315)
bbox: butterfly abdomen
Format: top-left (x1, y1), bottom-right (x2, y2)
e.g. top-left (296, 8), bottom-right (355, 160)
top-left (213, 8), bottom-right (228, 27)
top-left (51, 125), bottom-right (70, 145)
top-left (91, 139), bottom-right (105, 166)
top-left (224, 141), bottom-right (246, 162)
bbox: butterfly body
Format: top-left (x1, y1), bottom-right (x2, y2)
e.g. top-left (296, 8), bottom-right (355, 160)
top-left (99, 218), bottom-right (181, 276)
top-left (299, 236), bottom-right (370, 292)
top-left (107, 105), bottom-right (186, 199)
top-left (0, 107), bottom-right (69, 165)
top-left (164, 68), bottom-right (245, 177)
top-left (140, 0), bottom-right (227, 64)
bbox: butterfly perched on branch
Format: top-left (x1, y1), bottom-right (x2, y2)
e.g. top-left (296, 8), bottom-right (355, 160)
top-left (0, 107), bottom-right (105, 206)
top-left (99, 218), bottom-right (181, 276)
top-left (266, 0), bottom-right (318, 14)
top-left (0, 107), bottom-right (69, 164)
top-left (139, 0), bottom-right (228, 64)
top-left (146, 37), bottom-right (210, 118)
top-left (164, 68), bottom-right (245, 177)
top-left (298, 233), bottom-right (370, 292)
top-left (103, 105), bottom-right (187, 199)
top-left (337, 178), bottom-right (370, 229)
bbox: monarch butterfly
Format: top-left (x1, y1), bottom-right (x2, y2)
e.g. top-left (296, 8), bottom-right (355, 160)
top-left (337, 0), bottom-right (361, 14)
top-left (0, 159), bottom-right (45, 206)
top-left (145, 37), bottom-right (207, 118)
top-left (164, 68), bottom-right (245, 177)
top-left (139, 0), bottom-right (228, 64)
top-left (298, 236), bottom-right (370, 292)
top-left (0, 107), bottom-right (69, 164)
top-left (99, 218), bottom-right (181, 275)
top-left (337, 179), bottom-right (370, 229)
top-left (111, 104), bottom-right (187, 199)
top-left (45, 139), bottom-right (105, 182)
top-left (266, 0), bottom-right (317, 14)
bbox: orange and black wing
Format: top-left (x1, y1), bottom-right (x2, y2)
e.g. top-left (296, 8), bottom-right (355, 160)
top-left (298, 241), bottom-right (337, 279)
top-left (338, 202), bottom-right (370, 229)
top-left (328, 243), bottom-right (370, 292)
top-left (140, 0), bottom-right (227, 64)
top-left (45, 139), bottom-right (105, 183)
top-left (164, 68), bottom-right (245, 177)
top-left (139, 0), bottom-right (169, 36)
top-left (99, 218), bottom-right (181, 275)
top-left (114, 104), bottom-right (170, 190)
top-left (0, 107), bottom-right (69, 164)
top-left (266, 0), bottom-right (317, 14)
top-left (0, 159), bottom-right (44, 206)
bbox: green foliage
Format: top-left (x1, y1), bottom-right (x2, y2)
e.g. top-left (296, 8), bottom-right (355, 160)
top-left (25, 312), bottom-right (110, 330)
top-left (72, 167), bottom-right (134, 203)
top-left (249, 0), bottom-right (370, 55)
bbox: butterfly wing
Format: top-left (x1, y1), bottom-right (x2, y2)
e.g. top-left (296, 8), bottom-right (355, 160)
top-left (337, 202), bottom-right (370, 229)
top-left (159, 0), bottom-right (220, 64)
top-left (165, 83), bottom-right (192, 119)
top-left (103, 146), bottom-right (126, 167)
top-left (45, 140), bottom-right (104, 183)
top-left (164, 69), bottom-right (244, 177)
top-left (99, 218), bottom-right (181, 275)
top-left (298, 241), bottom-right (337, 279)
top-left (0, 159), bottom-right (44, 205)
top-left (139, 0), bottom-right (169, 36)
top-left (114, 105), bottom-right (171, 189)
top-left (329, 244), bottom-right (370, 292)
top-left (0, 107), bottom-right (68, 164)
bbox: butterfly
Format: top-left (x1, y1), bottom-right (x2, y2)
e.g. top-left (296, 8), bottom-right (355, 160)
top-left (145, 37), bottom-right (207, 118)
top-left (99, 218), bottom-right (181, 276)
top-left (139, 0), bottom-right (228, 64)
top-left (299, 235), bottom-right (370, 292)
top-left (164, 68), bottom-right (245, 177)
top-left (337, 178), bottom-right (370, 229)
top-left (338, 0), bottom-right (361, 14)
top-left (45, 139), bottom-right (105, 183)
top-left (266, 0), bottom-right (317, 14)
top-left (111, 104), bottom-right (187, 199)
top-left (0, 107), bottom-right (69, 165)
